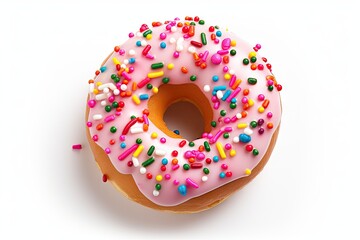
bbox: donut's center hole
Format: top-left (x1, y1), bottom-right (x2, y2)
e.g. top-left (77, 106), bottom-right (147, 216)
top-left (148, 83), bottom-right (213, 142)
top-left (163, 101), bottom-right (204, 141)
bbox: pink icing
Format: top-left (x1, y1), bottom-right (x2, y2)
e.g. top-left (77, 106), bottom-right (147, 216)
top-left (87, 17), bottom-right (282, 206)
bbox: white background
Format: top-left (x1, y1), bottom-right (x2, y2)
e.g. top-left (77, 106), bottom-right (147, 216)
top-left (1, 0), bottom-right (359, 239)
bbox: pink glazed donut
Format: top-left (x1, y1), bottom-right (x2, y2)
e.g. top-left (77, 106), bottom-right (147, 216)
top-left (85, 16), bottom-right (282, 213)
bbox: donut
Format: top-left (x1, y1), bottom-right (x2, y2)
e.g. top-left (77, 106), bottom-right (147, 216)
top-left (85, 16), bottom-right (282, 213)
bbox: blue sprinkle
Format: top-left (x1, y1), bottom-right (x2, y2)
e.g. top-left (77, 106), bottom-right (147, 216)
top-left (129, 58), bottom-right (136, 64)
top-left (100, 66), bottom-right (107, 73)
top-left (221, 89), bottom-right (231, 101)
top-left (120, 142), bottom-right (126, 149)
top-left (136, 41), bottom-right (141, 47)
top-left (160, 42), bottom-right (166, 48)
top-left (212, 75), bottom-right (219, 82)
top-left (213, 156), bottom-right (219, 162)
top-left (139, 94), bottom-right (149, 100)
top-left (178, 184), bottom-right (187, 196)
top-left (239, 133), bottom-right (251, 143)
top-left (173, 129), bottom-right (180, 135)
top-left (212, 85), bottom-right (227, 95)
top-left (216, 30), bottom-right (222, 37)
top-left (219, 172), bottom-right (226, 178)
top-left (231, 98), bottom-right (237, 103)
top-left (161, 158), bottom-right (168, 165)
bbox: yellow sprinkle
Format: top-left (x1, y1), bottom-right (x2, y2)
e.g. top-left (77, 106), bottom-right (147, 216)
top-left (152, 87), bottom-right (159, 94)
top-left (248, 98), bottom-right (254, 107)
top-left (248, 51), bottom-right (256, 58)
top-left (185, 22), bottom-right (190, 26)
top-left (224, 73), bottom-right (231, 80)
top-left (245, 168), bottom-right (252, 175)
top-left (146, 34), bottom-right (152, 40)
top-left (93, 89), bottom-right (99, 94)
top-left (151, 132), bottom-right (158, 139)
top-left (230, 149), bottom-right (236, 157)
top-left (147, 71), bottom-right (164, 79)
top-left (113, 57), bottom-right (120, 65)
top-left (96, 81), bottom-right (102, 87)
top-left (125, 68), bottom-right (129, 73)
top-left (216, 142), bottom-right (227, 159)
top-left (231, 79), bottom-right (242, 90)
top-left (237, 123), bottom-right (248, 129)
top-left (156, 175), bottom-right (163, 182)
top-left (258, 106), bottom-right (265, 113)
top-left (133, 145), bottom-right (144, 157)
top-left (132, 94), bottom-right (141, 105)
top-left (230, 40), bottom-right (237, 47)
top-left (167, 63), bottom-right (174, 70)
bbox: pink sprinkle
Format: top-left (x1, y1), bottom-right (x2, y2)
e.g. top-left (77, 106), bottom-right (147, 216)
top-left (173, 180), bottom-right (179, 185)
top-left (86, 122), bottom-right (92, 127)
top-left (118, 144), bottom-right (138, 161)
top-left (143, 114), bottom-right (149, 125)
top-left (223, 66), bottom-right (229, 72)
top-left (108, 95), bottom-right (115, 103)
top-left (121, 71), bottom-right (132, 80)
top-left (224, 117), bottom-right (231, 124)
top-left (211, 53), bottom-right (222, 65)
top-left (241, 97), bottom-right (248, 104)
top-left (267, 112), bottom-right (273, 118)
top-left (196, 152), bottom-right (205, 161)
top-left (92, 135), bottom-right (98, 141)
top-left (258, 94), bottom-right (265, 101)
top-left (105, 148), bottom-right (111, 154)
top-left (221, 164), bottom-right (228, 170)
top-left (160, 137), bottom-right (166, 143)
top-left (186, 178), bottom-right (199, 188)
top-left (137, 77), bottom-right (151, 88)
top-left (128, 32), bottom-right (134, 38)
top-left (128, 66), bottom-right (134, 73)
top-left (119, 49), bottom-right (125, 55)
top-left (256, 43), bottom-right (262, 49)
top-left (72, 144), bottom-right (82, 150)
top-left (202, 132), bottom-right (208, 138)
top-left (217, 50), bottom-right (229, 55)
top-left (160, 32), bottom-right (167, 40)
top-left (224, 143), bottom-right (232, 150)
top-left (201, 50), bottom-right (209, 62)
top-left (214, 38), bottom-right (220, 44)
top-left (88, 100), bottom-right (96, 108)
top-left (165, 174), bottom-right (171, 180)
top-left (267, 80), bottom-right (274, 86)
top-left (104, 115), bottom-right (115, 123)
top-left (226, 87), bottom-right (241, 103)
top-left (173, 51), bottom-right (180, 58)
top-left (213, 101), bottom-right (220, 110)
top-left (224, 127), bottom-right (233, 132)
top-left (172, 164), bottom-right (180, 170)
top-left (119, 135), bottom-right (126, 141)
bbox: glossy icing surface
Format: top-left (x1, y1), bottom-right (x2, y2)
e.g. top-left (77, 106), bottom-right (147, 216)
top-left (86, 16), bottom-right (282, 206)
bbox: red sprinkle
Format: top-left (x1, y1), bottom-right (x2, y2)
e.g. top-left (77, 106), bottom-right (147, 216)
top-left (72, 144), bottom-right (82, 150)
top-left (102, 174), bottom-right (108, 182)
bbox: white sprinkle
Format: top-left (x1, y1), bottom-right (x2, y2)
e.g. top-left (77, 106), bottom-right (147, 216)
top-left (229, 69), bottom-right (235, 75)
top-left (132, 157), bottom-right (139, 167)
top-left (176, 37), bottom-right (184, 52)
top-left (216, 90), bottom-right (223, 99)
top-left (120, 84), bottom-right (127, 91)
top-left (113, 89), bottom-right (120, 95)
top-left (176, 45), bottom-right (184, 52)
top-left (88, 83), bottom-right (94, 93)
top-left (130, 127), bottom-right (144, 134)
top-left (140, 167), bottom-right (146, 174)
top-left (98, 83), bottom-right (116, 90)
top-left (244, 127), bottom-right (253, 135)
top-left (95, 93), bottom-right (108, 100)
top-left (153, 190), bottom-right (159, 197)
top-left (233, 136), bottom-right (239, 143)
top-left (155, 149), bottom-right (166, 156)
top-left (136, 31), bottom-right (142, 37)
top-left (123, 59), bottom-right (129, 65)
top-left (129, 49), bottom-right (136, 56)
top-left (92, 114), bottom-right (103, 120)
top-left (103, 87), bottom-right (109, 93)
top-left (187, 46), bottom-right (196, 53)
top-left (203, 85), bottom-right (211, 92)
top-left (202, 176), bottom-right (208, 182)
top-left (140, 40), bottom-right (147, 46)
top-left (236, 113), bottom-right (242, 119)
top-left (100, 100), bottom-right (106, 106)
top-left (169, 37), bottom-right (176, 44)
top-left (120, 64), bottom-right (127, 69)
top-left (171, 26), bottom-right (177, 32)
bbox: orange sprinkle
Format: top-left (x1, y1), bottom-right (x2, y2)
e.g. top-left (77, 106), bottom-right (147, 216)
top-left (143, 124), bottom-right (149, 132)
top-left (262, 99), bottom-right (270, 108)
top-left (172, 158), bottom-right (178, 165)
top-left (188, 158), bottom-right (195, 163)
top-left (123, 80), bottom-right (129, 85)
top-left (88, 79), bottom-right (94, 84)
top-left (132, 82), bottom-right (137, 91)
top-left (181, 66), bottom-right (188, 74)
top-left (243, 103), bottom-right (250, 110)
top-left (125, 90), bottom-right (132, 97)
top-left (267, 122), bottom-right (273, 129)
top-left (250, 63), bottom-right (257, 70)
top-left (177, 22), bottom-right (183, 27)
top-left (193, 52), bottom-right (200, 61)
top-left (200, 63), bottom-right (207, 69)
top-left (223, 55), bottom-right (229, 64)
top-left (143, 109), bottom-right (150, 115)
top-left (243, 89), bottom-right (250, 95)
top-left (96, 123), bottom-right (104, 131)
top-left (198, 145), bottom-right (205, 152)
top-left (231, 79), bottom-right (242, 90)
top-left (116, 107), bottom-right (122, 112)
top-left (241, 111), bottom-right (248, 118)
top-left (120, 92), bottom-right (126, 97)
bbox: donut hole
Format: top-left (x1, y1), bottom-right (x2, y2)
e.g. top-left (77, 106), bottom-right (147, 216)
top-left (148, 83), bottom-right (213, 142)
top-left (163, 101), bottom-right (204, 141)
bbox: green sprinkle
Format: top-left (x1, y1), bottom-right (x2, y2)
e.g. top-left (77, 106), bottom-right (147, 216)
top-left (201, 32), bottom-right (207, 45)
top-left (250, 121), bottom-right (258, 128)
top-left (189, 142), bottom-right (195, 147)
top-left (146, 84), bottom-right (153, 89)
top-left (230, 49), bottom-right (236, 56)
top-left (162, 77), bottom-right (170, 84)
top-left (243, 58), bottom-right (250, 65)
top-left (113, 76), bottom-right (120, 83)
top-left (250, 56), bottom-right (257, 63)
top-left (190, 22), bottom-right (196, 26)
top-left (183, 164), bottom-right (190, 170)
top-left (112, 101), bottom-right (118, 108)
top-left (204, 141), bottom-right (211, 152)
top-left (223, 132), bottom-right (229, 139)
top-left (111, 74), bottom-right (116, 79)
top-left (220, 109), bottom-right (226, 116)
top-left (155, 183), bottom-right (161, 190)
top-left (105, 105), bottom-right (112, 112)
top-left (230, 102), bottom-right (237, 109)
top-left (151, 62), bottom-right (164, 69)
top-left (248, 78), bottom-right (257, 85)
top-left (147, 145), bottom-right (155, 156)
top-left (130, 115), bottom-right (136, 120)
top-left (142, 156), bottom-right (155, 167)
top-left (268, 85), bottom-right (274, 91)
top-left (211, 121), bottom-right (217, 127)
top-left (190, 75), bottom-right (197, 81)
top-left (199, 20), bottom-right (205, 25)
top-left (143, 29), bottom-right (152, 37)
top-left (203, 168), bottom-right (210, 174)
top-left (110, 126), bottom-right (117, 133)
top-left (136, 138), bottom-right (142, 144)
top-left (252, 149), bottom-right (259, 156)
